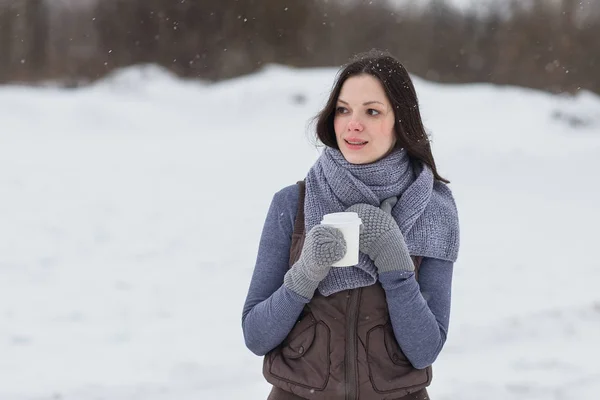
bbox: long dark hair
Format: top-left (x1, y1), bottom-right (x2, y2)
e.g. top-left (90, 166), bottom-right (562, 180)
top-left (314, 49), bottom-right (449, 183)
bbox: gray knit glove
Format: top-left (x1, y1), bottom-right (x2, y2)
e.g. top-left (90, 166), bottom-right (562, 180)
top-left (346, 199), bottom-right (414, 273)
top-left (283, 225), bottom-right (346, 298)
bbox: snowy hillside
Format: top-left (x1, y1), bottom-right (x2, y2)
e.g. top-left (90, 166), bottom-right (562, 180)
top-left (1, 64), bottom-right (599, 399)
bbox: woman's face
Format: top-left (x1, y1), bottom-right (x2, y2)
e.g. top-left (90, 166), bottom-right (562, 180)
top-left (333, 74), bottom-right (397, 164)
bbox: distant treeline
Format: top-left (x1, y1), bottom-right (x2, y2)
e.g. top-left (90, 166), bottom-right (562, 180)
top-left (0, 0), bottom-right (599, 94)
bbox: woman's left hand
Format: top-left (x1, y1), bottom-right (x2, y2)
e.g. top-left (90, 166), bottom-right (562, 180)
top-left (346, 200), bottom-right (414, 273)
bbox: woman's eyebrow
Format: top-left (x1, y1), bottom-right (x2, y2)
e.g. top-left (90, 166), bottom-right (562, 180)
top-left (337, 99), bottom-right (385, 106)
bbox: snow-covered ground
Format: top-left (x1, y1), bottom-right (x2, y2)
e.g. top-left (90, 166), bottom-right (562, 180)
top-left (1, 64), bottom-right (599, 399)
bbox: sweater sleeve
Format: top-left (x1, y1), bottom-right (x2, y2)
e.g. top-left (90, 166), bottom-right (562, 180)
top-left (378, 257), bottom-right (454, 369)
top-left (241, 185), bottom-right (309, 356)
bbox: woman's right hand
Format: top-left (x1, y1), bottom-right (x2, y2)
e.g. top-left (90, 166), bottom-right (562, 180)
top-left (283, 225), bottom-right (346, 298)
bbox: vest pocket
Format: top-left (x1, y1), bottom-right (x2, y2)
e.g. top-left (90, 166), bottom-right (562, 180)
top-left (267, 313), bottom-right (331, 390)
top-left (366, 323), bottom-right (431, 394)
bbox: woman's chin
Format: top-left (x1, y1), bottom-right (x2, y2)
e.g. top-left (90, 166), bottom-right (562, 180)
top-left (343, 154), bottom-right (371, 165)
top-left (340, 150), bottom-right (381, 165)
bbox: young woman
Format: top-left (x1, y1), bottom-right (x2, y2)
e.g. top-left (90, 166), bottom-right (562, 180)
top-left (242, 49), bottom-right (460, 400)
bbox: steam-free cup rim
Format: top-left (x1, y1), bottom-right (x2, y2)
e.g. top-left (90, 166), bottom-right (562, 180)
top-left (321, 211), bottom-right (362, 225)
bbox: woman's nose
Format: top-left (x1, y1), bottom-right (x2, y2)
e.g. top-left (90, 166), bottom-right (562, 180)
top-left (347, 119), bottom-right (363, 131)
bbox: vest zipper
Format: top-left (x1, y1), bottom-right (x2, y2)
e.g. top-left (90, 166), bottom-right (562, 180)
top-left (345, 288), bottom-right (361, 400)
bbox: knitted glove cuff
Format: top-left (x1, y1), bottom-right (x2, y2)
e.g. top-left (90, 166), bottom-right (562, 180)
top-left (370, 228), bottom-right (414, 273)
top-left (283, 260), bottom-right (322, 299)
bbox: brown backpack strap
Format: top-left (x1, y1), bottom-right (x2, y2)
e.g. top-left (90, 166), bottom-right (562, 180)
top-left (293, 181), bottom-right (305, 237)
top-left (412, 256), bottom-right (423, 281)
top-left (288, 180), bottom-right (306, 268)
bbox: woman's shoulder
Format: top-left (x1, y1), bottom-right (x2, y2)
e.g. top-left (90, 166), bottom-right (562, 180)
top-left (273, 183), bottom-right (301, 205)
top-left (271, 183), bottom-right (302, 229)
top-left (273, 184), bottom-right (300, 208)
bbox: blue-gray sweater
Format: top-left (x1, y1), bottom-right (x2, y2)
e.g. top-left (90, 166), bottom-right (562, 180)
top-left (242, 184), bottom-right (454, 370)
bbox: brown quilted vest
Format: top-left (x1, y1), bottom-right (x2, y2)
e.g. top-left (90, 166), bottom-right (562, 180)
top-left (263, 181), bottom-right (432, 400)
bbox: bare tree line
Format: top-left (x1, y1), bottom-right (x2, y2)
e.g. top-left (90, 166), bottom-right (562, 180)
top-left (0, 0), bottom-right (598, 94)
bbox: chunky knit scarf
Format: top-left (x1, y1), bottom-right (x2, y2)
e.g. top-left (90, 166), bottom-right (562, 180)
top-left (304, 147), bottom-right (460, 296)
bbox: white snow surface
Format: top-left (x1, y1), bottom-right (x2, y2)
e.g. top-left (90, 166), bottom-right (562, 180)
top-left (1, 64), bottom-right (600, 399)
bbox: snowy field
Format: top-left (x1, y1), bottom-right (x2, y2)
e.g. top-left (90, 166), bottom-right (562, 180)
top-left (1, 64), bottom-right (599, 399)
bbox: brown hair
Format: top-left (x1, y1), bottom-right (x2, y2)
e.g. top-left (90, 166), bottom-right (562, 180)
top-left (314, 49), bottom-right (449, 183)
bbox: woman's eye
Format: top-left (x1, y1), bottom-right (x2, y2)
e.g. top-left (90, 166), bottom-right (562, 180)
top-left (367, 109), bottom-right (380, 116)
top-left (335, 106), bottom-right (348, 114)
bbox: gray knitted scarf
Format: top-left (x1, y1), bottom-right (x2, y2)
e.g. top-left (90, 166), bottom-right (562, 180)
top-left (304, 147), bottom-right (460, 296)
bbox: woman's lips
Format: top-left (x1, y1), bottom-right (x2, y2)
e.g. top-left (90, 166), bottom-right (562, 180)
top-left (344, 138), bottom-right (368, 150)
